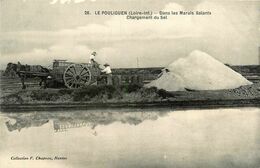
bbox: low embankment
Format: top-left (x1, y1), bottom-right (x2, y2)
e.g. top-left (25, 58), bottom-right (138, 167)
top-left (1, 83), bottom-right (260, 112)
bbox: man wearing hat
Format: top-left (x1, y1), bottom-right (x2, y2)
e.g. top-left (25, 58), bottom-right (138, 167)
top-left (89, 51), bottom-right (97, 64)
top-left (101, 63), bottom-right (112, 85)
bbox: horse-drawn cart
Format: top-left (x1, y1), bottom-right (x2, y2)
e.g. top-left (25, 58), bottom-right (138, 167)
top-left (4, 60), bottom-right (102, 89)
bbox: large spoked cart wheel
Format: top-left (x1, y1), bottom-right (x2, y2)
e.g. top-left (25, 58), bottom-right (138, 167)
top-left (63, 64), bottom-right (92, 89)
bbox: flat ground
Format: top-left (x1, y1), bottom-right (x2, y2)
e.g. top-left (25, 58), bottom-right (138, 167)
top-left (0, 76), bottom-right (260, 109)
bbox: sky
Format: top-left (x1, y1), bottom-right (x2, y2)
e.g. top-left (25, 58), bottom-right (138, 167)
top-left (0, 0), bottom-right (260, 69)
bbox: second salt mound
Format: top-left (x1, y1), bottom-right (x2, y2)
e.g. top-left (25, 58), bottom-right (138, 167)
top-left (147, 50), bottom-right (252, 91)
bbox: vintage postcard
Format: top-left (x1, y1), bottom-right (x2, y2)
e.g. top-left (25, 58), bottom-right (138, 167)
top-left (0, 0), bottom-right (260, 167)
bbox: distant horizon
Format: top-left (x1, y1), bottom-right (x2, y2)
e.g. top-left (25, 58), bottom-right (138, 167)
top-left (1, 55), bottom-right (259, 71)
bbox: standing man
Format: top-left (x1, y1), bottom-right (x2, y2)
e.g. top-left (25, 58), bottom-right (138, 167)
top-left (101, 63), bottom-right (112, 85)
top-left (89, 51), bottom-right (97, 64)
top-left (89, 51), bottom-right (100, 68)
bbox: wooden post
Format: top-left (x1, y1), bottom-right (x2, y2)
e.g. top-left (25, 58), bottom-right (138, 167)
top-left (118, 75), bottom-right (122, 85)
top-left (107, 74), bottom-right (112, 85)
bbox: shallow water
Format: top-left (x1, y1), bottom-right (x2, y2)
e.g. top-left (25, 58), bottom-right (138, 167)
top-left (0, 108), bottom-right (260, 168)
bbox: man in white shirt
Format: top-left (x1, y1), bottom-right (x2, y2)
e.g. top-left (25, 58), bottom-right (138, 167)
top-left (101, 63), bottom-right (112, 74)
top-left (101, 63), bottom-right (112, 85)
top-left (89, 51), bottom-right (96, 64)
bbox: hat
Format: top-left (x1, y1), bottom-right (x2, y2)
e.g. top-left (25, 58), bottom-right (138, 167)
top-left (103, 63), bottom-right (110, 66)
top-left (91, 51), bottom-right (97, 56)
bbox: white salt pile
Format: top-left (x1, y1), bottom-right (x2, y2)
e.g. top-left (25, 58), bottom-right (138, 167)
top-left (146, 50), bottom-right (252, 91)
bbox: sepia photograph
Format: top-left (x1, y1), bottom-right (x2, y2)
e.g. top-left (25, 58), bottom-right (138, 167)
top-left (0, 0), bottom-right (260, 167)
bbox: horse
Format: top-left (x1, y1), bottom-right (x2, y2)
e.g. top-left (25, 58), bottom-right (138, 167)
top-left (4, 62), bottom-right (50, 89)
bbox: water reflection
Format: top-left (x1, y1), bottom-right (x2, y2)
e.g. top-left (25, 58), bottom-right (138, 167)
top-left (0, 108), bottom-right (260, 168)
top-left (3, 109), bottom-right (168, 133)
